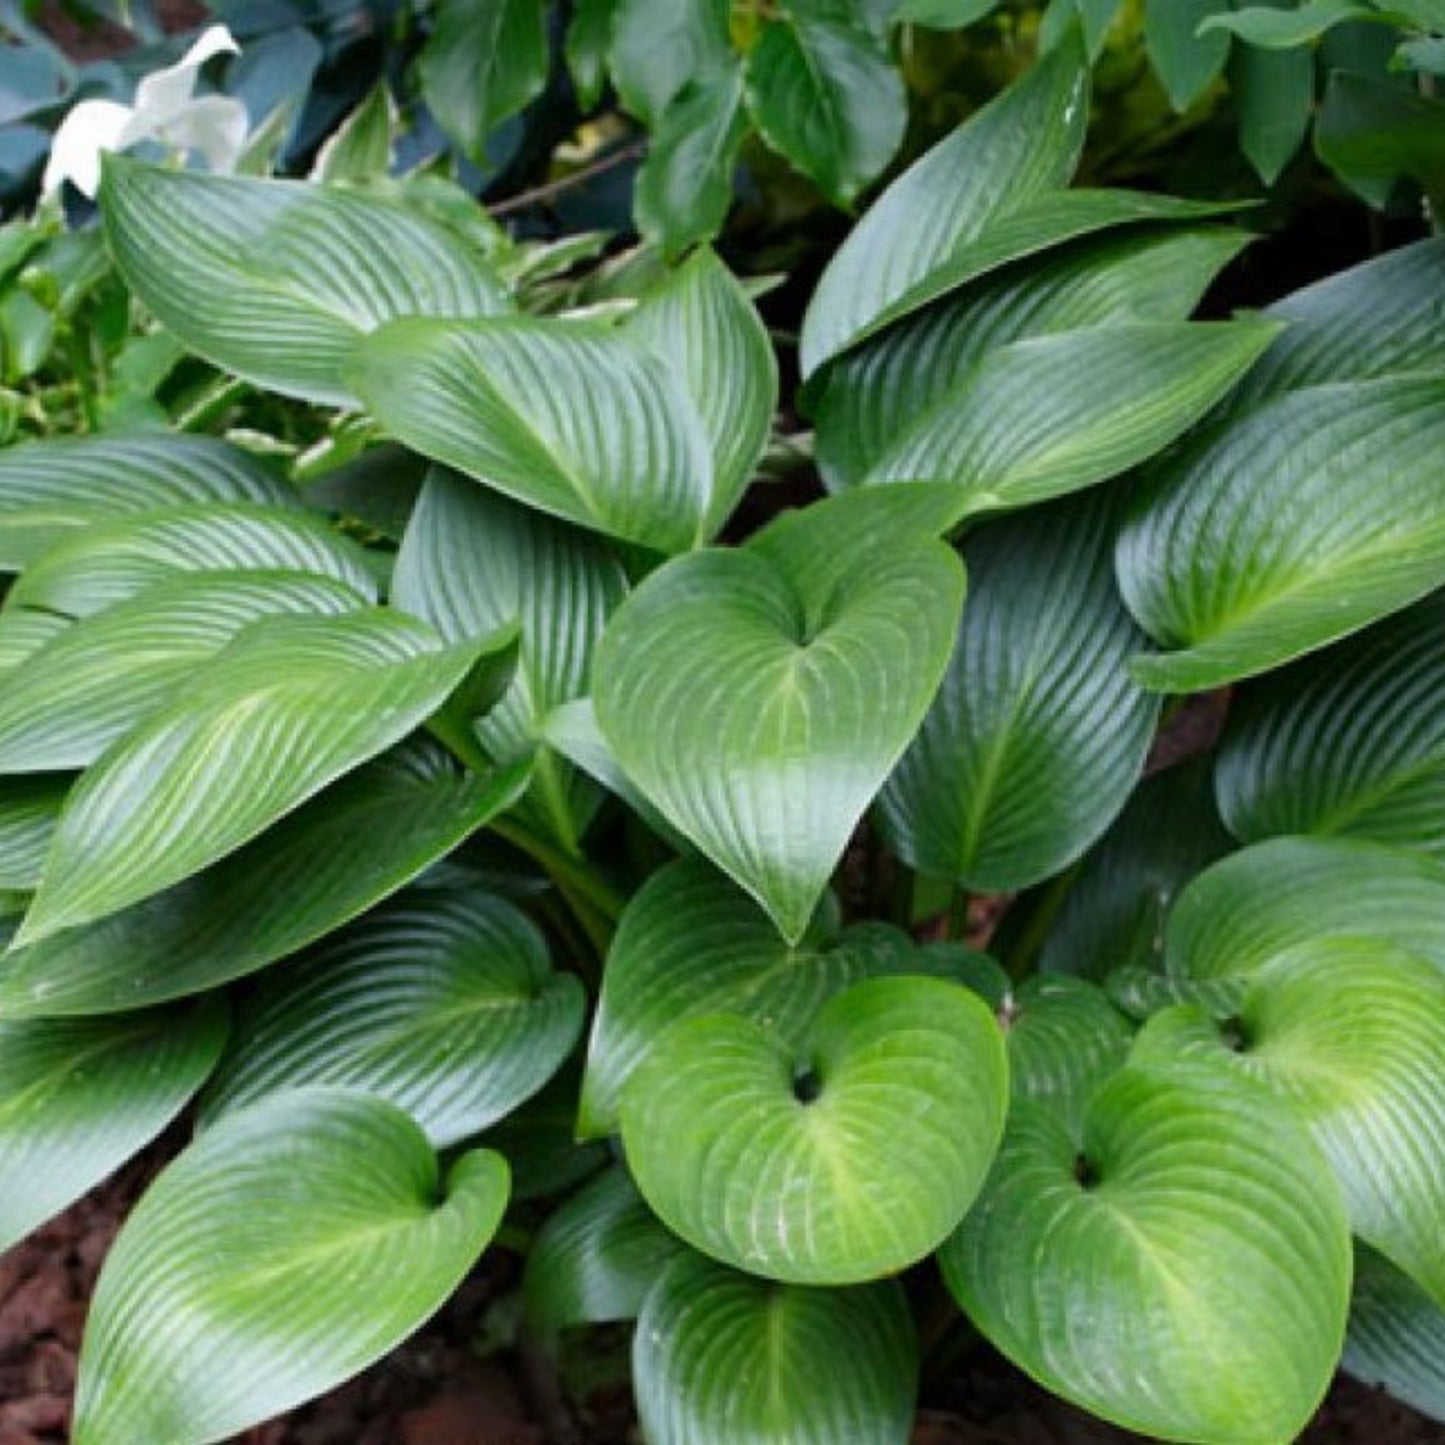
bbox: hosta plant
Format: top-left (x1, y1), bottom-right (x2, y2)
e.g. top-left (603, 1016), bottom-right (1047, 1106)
top-left (3, 26), bottom-right (1445, 1445)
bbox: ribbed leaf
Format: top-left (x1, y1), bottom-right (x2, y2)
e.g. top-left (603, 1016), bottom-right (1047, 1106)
top-left (348, 317), bottom-right (713, 554)
top-left (813, 226), bottom-right (1249, 489)
top-left (100, 156), bottom-right (511, 406)
top-left (393, 470), bottom-right (625, 848)
top-left (1344, 1245), bottom-right (1445, 1423)
top-left (524, 1165), bottom-right (685, 1343)
top-left (798, 32), bottom-right (1088, 377)
top-left (864, 321), bottom-right (1278, 516)
top-left (1145, 0), bottom-right (1232, 109)
top-left (0, 996), bottom-right (226, 1251)
top-left (0, 609), bottom-right (68, 678)
top-left (878, 492), bottom-right (1158, 891)
top-left (0, 742), bottom-right (529, 1015)
top-left (72, 1091), bottom-right (509, 1445)
top-left (1104, 965), bottom-right (1245, 1024)
top-left (579, 857), bottom-right (916, 1137)
top-left (621, 975), bottom-right (1008, 1284)
top-left (1164, 835), bottom-right (1445, 983)
top-left (6, 503), bottom-right (380, 619)
top-left (0, 776), bottom-right (64, 890)
top-left (16, 611), bottom-right (496, 946)
top-left (200, 891), bottom-right (583, 1148)
top-left (941, 1065), bottom-right (1350, 1443)
top-left (1134, 940), bottom-right (1445, 1304)
top-left (0, 572), bottom-right (368, 773)
top-left (1118, 378), bottom-right (1445, 691)
top-left (634, 1251), bottom-right (917, 1445)
top-left (594, 494), bottom-right (964, 942)
top-left (0, 434), bottom-right (293, 572)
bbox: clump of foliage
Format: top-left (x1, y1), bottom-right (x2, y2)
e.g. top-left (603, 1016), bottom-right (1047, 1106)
top-left (4, 9), bottom-right (1445, 1445)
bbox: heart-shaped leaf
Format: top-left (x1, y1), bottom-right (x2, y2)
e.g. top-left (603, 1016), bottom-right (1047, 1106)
top-left (72, 1090), bottom-right (509, 1445)
top-left (941, 1065), bottom-right (1351, 1443)
top-left (100, 156), bottom-right (511, 406)
top-left (633, 1250), bottom-right (918, 1445)
top-left (15, 610), bottom-right (499, 946)
top-left (0, 996), bottom-right (226, 1251)
top-left (199, 890), bottom-right (584, 1147)
top-left (1134, 939), bottom-right (1445, 1305)
top-left (1118, 378), bottom-right (1445, 692)
top-left (0, 742), bottom-right (529, 1016)
top-left (0, 776), bottom-right (64, 890)
top-left (1344, 1244), bottom-right (1445, 1423)
top-left (878, 492), bottom-right (1159, 891)
top-left (595, 497), bottom-right (964, 941)
top-left (621, 975), bottom-right (1008, 1284)
top-left (347, 316), bottom-right (713, 554)
top-left (579, 856), bottom-right (917, 1137)
top-left (0, 433), bottom-right (294, 572)
top-left (0, 571), bottom-right (368, 773)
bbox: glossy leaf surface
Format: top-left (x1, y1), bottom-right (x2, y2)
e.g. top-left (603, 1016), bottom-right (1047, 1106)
top-left (1345, 1245), bottom-right (1445, 1423)
top-left (0, 777), bottom-right (64, 891)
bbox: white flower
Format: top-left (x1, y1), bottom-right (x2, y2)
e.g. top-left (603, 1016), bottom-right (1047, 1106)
top-left (42, 25), bottom-right (248, 198)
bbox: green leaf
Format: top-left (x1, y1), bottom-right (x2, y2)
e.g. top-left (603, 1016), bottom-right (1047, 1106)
top-left (0, 996), bottom-right (226, 1252)
top-left (312, 83), bottom-right (394, 184)
top-left (199, 891), bottom-right (583, 1148)
top-left (1134, 939), bottom-right (1445, 1303)
top-left (524, 1164), bottom-right (685, 1343)
top-left (6, 503), bottom-right (381, 619)
top-left (1118, 378), bottom-right (1445, 692)
top-left (621, 975), bottom-right (1008, 1283)
top-left (634, 1251), bottom-right (917, 1445)
top-left (1344, 1245), bottom-right (1445, 1423)
top-left (878, 493), bottom-right (1159, 890)
top-left (1163, 835), bottom-right (1445, 983)
top-left (799, 31), bottom-right (1089, 377)
top-left (72, 1091), bottom-right (509, 1445)
top-left (579, 857), bottom-right (917, 1137)
top-left (1205, 0), bottom-right (1376, 46)
top-left (864, 321), bottom-right (1278, 516)
top-left (0, 776), bottom-right (65, 891)
top-left (941, 1065), bottom-right (1351, 1443)
top-left (744, 13), bottom-right (906, 206)
top-left (813, 225), bottom-right (1250, 489)
top-left (1232, 39), bottom-right (1315, 184)
top-left (897, 0), bottom-right (997, 27)
top-left (100, 156), bottom-right (511, 406)
top-left (480, 1063), bottom-right (610, 1202)
top-left (1145, 0), bottom-right (1232, 109)
top-left (634, 69), bottom-right (748, 258)
top-left (594, 497), bottom-right (964, 942)
top-left (0, 609), bottom-right (69, 679)
top-left (420, 0), bottom-right (548, 163)
top-left (1316, 70), bottom-right (1445, 207)
top-left (393, 470), bottom-right (625, 848)
top-left (348, 316), bottom-right (712, 554)
top-left (566, 0), bottom-right (618, 110)
top-left (0, 742), bottom-right (530, 1016)
top-left (626, 247), bottom-right (777, 534)
top-left (0, 572), bottom-right (368, 773)
top-left (0, 433), bottom-right (294, 573)
top-left (15, 610), bottom-right (498, 946)
top-left (610, 0), bottom-right (732, 124)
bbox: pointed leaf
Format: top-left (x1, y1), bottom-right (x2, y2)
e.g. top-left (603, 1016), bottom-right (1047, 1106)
top-left (0, 776), bottom-right (65, 890)
top-left (1232, 40), bottom-right (1314, 185)
top-left (634, 1251), bottom-right (917, 1445)
top-left (566, 0), bottom-right (618, 110)
top-left (1344, 1244), bottom-right (1445, 1423)
top-left (621, 975), bottom-right (1008, 1283)
top-left (941, 1066), bottom-right (1351, 1444)
top-left (100, 156), bottom-right (512, 406)
top-left (1316, 71), bottom-right (1445, 205)
top-left (200, 891), bottom-right (584, 1148)
top-left (1118, 378), bottom-right (1445, 691)
top-left (1145, 0), bottom-right (1232, 109)
top-left (610, 0), bottom-right (732, 124)
top-left (72, 1091), bottom-right (509, 1445)
top-left (0, 996), bottom-right (226, 1251)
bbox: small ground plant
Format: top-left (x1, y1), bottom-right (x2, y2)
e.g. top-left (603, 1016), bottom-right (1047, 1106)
top-left (2, 15), bottom-right (1445, 1445)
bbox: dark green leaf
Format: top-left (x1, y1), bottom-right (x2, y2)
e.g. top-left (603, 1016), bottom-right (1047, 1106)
top-left (610, 0), bottom-right (732, 124)
top-left (1232, 39), bottom-right (1314, 184)
top-left (1145, 0), bottom-right (1232, 109)
top-left (1316, 70), bottom-right (1445, 207)
top-left (566, 0), bottom-right (619, 110)
top-left (0, 776), bottom-right (65, 891)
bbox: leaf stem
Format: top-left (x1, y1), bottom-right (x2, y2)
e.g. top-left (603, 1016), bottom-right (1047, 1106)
top-left (490, 816), bottom-right (626, 927)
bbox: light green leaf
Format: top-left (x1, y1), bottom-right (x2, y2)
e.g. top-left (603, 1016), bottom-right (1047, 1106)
top-left (1145, 0), bottom-right (1232, 109)
top-left (72, 1091), bottom-right (509, 1445)
top-left (1232, 39), bottom-right (1315, 184)
top-left (566, 0), bottom-right (619, 110)
top-left (1118, 378), bottom-right (1445, 692)
top-left (0, 572), bottom-right (368, 773)
top-left (0, 996), bottom-right (226, 1252)
top-left (594, 496), bottom-right (964, 942)
top-left (579, 856), bottom-right (917, 1137)
top-left (1204, 0), bottom-right (1376, 46)
top-left (420, 0), bottom-right (548, 163)
top-left (1344, 1245), bottom-right (1445, 1423)
top-left (312, 83), bottom-right (394, 183)
top-left (0, 743), bottom-right (530, 1016)
top-left (634, 1251), bottom-right (917, 1445)
top-left (0, 433), bottom-right (294, 573)
top-left (0, 776), bottom-right (65, 891)
top-left (621, 975), bottom-right (1008, 1283)
top-left (199, 890), bottom-right (583, 1148)
top-left (15, 610), bottom-right (498, 946)
top-left (0, 610), bottom-right (69, 679)
top-left (610, 0), bottom-right (732, 124)
top-left (799, 32), bottom-right (1089, 377)
top-left (941, 1065), bottom-right (1351, 1443)
top-left (1104, 965), bottom-right (1246, 1023)
top-left (100, 156), bottom-right (511, 406)
top-left (878, 493), bottom-right (1159, 890)
top-left (348, 316), bottom-right (712, 554)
